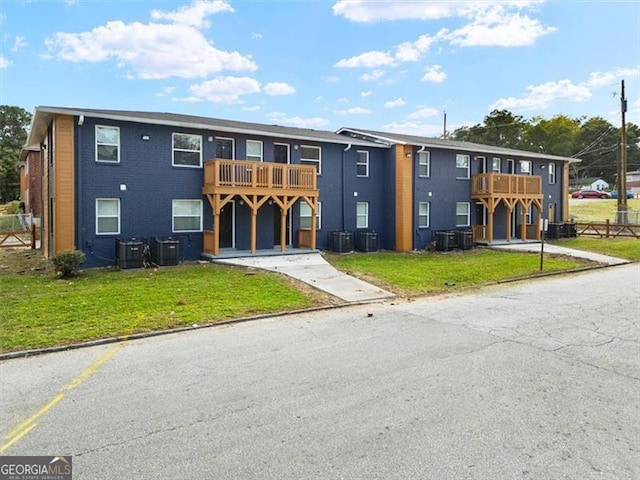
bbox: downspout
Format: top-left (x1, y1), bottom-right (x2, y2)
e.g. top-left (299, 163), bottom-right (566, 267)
top-left (342, 144), bottom-right (351, 231)
top-left (76, 116), bottom-right (83, 253)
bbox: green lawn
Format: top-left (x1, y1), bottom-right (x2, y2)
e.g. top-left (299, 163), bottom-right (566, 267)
top-left (569, 198), bottom-right (640, 222)
top-left (0, 260), bottom-right (317, 353)
top-left (551, 237), bottom-right (640, 262)
top-left (325, 249), bottom-right (588, 297)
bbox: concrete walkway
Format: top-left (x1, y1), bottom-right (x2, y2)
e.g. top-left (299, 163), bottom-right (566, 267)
top-left (215, 253), bottom-right (395, 303)
top-left (490, 242), bottom-right (631, 265)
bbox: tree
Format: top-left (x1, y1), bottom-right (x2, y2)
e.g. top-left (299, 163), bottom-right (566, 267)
top-left (450, 110), bottom-right (527, 149)
top-left (572, 117), bottom-right (619, 182)
top-left (0, 106), bottom-right (32, 203)
top-left (521, 114), bottom-right (581, 157)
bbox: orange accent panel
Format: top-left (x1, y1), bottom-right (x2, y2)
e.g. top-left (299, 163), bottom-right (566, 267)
top-left (53, 115), bottom-right (75, 253)
top-left (395, 145), bottom-right (413, 251)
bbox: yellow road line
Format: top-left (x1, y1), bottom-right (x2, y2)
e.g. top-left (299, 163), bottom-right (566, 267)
top-left (0, 423), bottom-right (37, 454)
top-left (1, 341), bottom-right (126, 452)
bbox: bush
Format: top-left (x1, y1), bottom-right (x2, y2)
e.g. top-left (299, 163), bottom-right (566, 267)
top-left (52, 250), bottom-right (86, 278)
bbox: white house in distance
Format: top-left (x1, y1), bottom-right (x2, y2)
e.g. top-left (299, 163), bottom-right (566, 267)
top-left (627, 170), bottom-right (640, 197)
top-left (569, 177), bottom-right (609, 191)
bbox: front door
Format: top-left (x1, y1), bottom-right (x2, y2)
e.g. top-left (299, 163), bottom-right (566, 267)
top-left (274, 143), bottom-right (289, 164)
top-left (220, 201), bottom-right (234, 248)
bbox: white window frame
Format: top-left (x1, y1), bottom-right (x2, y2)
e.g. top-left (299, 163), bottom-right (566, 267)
top-left (246, 140), bottom-right (263, 162)
top-left (418, 151), bottom-right (430, 178)
top-left (356, 150), bottom-right (369, 177)
top-left (418, 201), bottom-right (430, 228)
top-left (520, 160), bottom-right (532, 175)
top-left (95, 125), bottom-right (120, 163)
top-left (299, 201), bottom-right (322, 230)
top-left (274, 142), bottom-right (290, 164)
top-left (96, 198), bottom-right (120, 235)
top-left (456, 154), bottom-right (470, 179)
top-left (300, 145), bottom-right (322, 175)
top-left (456, 202), bottom-right (470, 227)
top-left (526, 205), bottom-right (533, 224)
top-left (548, 163), bottom-right (556, 184)
top-left (507, 158), bottom-right (515, 174)
top-left (492, 157), bottom-right (501, 173)
top-left (172, 199), bottom-right (203, 233)
top-left (356, 201), bottom-right (369, 229)
top-left (172, 133), bottom-right (202, 168)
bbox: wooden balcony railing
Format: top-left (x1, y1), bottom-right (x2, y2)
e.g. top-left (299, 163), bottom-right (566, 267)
top-left (471, 173), bottom-right (542, 197)
top-left (203, 159), bottom-right (317, 193)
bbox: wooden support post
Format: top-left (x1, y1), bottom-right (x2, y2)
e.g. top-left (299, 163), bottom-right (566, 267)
top-left (280, 207), bottom-right (287, 252)
top-left (213, 195), bottom-right (220, 256)
top-left (30, 223), bottom-right (36, 249)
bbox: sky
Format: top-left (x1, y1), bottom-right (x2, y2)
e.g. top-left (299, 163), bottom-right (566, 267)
top-left (1, 0), bottom-right (639, 137)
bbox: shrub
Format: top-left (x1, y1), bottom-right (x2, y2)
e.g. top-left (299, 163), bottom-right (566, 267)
top-left (52, 250), bottom-right (86, 278)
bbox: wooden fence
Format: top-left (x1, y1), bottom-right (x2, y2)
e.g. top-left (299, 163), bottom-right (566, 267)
top-left (0, 214), bottom-right (37, 249)
top-left (575, 219), bottom-right (640, 239)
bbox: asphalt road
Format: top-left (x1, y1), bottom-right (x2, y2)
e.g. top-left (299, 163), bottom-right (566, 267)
top-left (1, 264), bottom-right (639, 479)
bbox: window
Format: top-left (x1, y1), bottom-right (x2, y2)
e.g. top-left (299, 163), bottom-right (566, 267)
top-left (299, 201), bottom-right (321, 229)
top-left (300, 145), bottom-right (321, 174)
top-left (456, 202), bottom-right (470, 227)
top-left (172, 200), bottom-right (202, 232)
top-left (520, 160), bottom-right (532, 175)
top-left (96, 198), bottom-right (120, 234)
top-left (96, 126), bottom-right (120, 163)
top-left (246, 140), bottom-right (263, 161)
top-left (507, 159), bottom-right (515, 174)
top-left (418, 202), bottom-right (430, 228)
top-left (356, 202), bottom-right (369, 228)
top-left (173, 133), bottom-right (202, 167)
top-left (418, 151), bottom-right (430, 177)
top-left (357, 151), bottom-right (369, 177)
top-left (456, 154), bottom-right (470, 179)
top-left (215, 137), bottom-right (234, 159)
top-left (492, 157), bottom-right (501, 173)
top-left (548, 163), bottom-right (556, 184)
top-left (525, 205), bottom-right (533, 224)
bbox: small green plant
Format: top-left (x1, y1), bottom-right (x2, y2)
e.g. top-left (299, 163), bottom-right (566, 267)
top-left (52, 250), bottom-right (86, 278)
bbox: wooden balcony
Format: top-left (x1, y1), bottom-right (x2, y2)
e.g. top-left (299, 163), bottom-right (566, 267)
top-left (202, 159), bottom-right (318, 197)
top-left (471, 173), bottom-right (542, 200)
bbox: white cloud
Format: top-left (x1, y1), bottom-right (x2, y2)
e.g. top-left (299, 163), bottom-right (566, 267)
top-left (360, 69), bottom-right (385, 82)
top-left (243, 105), bottom-right (261, 112)
top-left (334, 107), bottom-right (371, 115)
top-left (380, 120), bottom-right (445, 137)
top-left (266, 111), bottom-right (331, 129)
top-left (188, 76), bottom-right (261, 103)
top-left (491, 79), bottom-right (592, 111)
top-left (384, 98), bottom-right (406, 109)
top-left (587, 67), bottom-right (640, 87)
top-left (44, 2), bottom-right (255, 79)
top-left (264, 82), bottom-right (296, 96)
top-left (335, 51), bottom-right (396, 68)
top-left (441, 11), bottom-right (556, 47)
top-left (408, 107), bottom-right (440, 119)
top-left (421, 64), bottom-right (446, 83)
top-left (151, 0), bottom-right (233, 28)
top-left (394, 34), bottom-right (435, 62)
top-left (337, 97), bottom-right (349, 104)
top-left (156, 86), bottom-right (176, 97)
top-left (361, 90), bottom-right (372, 97)
top-left (0, 56), bottom-right (11, 69)
top-left (12, 36), bottom-right (27, 52)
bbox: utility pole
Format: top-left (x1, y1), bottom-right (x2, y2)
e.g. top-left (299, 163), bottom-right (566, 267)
top-left (443, 111), bottom-right (447, 139)
top-left (617, 79), bottom-right (628, 224)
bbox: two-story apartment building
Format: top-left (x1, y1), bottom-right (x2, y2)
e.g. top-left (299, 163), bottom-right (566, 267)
top-left (22, 107), bottom-right (574, 267)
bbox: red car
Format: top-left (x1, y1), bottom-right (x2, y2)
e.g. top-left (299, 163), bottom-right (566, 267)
top-left (571, 189), bottom-right (611, 199)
